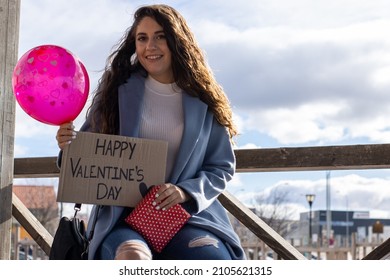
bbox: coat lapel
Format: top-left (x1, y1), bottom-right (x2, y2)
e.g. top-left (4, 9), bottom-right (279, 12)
top-left (118, 74), bottom-right (145, 137)
top-left (170, 93), bottom-right (208, 183)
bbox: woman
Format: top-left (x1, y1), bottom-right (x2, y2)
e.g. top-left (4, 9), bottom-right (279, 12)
top-left (56, 4), bottom-right (245, 260)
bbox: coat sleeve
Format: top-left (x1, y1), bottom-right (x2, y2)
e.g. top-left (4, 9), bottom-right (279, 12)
top-left (178, 116), bottom-right (236, 215)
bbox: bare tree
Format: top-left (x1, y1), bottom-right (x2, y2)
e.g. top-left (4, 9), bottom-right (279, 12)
top-left (28, 194), bottom-right (59, 235)
top-left (252, 187), bottom-right (296, 237)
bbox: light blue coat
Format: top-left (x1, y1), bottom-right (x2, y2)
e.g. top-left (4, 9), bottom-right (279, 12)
top-left (81, 73), bottom-right (245, 260)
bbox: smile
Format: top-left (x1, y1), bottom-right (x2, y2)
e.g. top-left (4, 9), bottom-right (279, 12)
top-left (146, 55), bottom-right (163, 60)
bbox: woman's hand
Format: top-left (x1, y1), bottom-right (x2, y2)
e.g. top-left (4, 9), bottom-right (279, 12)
top-left (153, 183), bottom-right (190, 211)
top-left (56, 122), bottom-right (76, 150)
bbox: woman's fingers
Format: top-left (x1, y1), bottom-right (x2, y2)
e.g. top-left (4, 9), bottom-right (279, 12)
top-left (56, 122), bottom-right (76, 150)
top-left (153, 184), bottom-right (189, 211)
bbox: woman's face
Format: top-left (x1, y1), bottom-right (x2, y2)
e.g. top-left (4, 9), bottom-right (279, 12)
top-left (135, 16), bottom-right (173, 84)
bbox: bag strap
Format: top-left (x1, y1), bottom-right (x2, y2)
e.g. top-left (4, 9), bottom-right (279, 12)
top-left (73, 203), bottom-right (82, 217)
top-left (73, 203), bottom-right (101, 242)
top-left (88, 205), bottom-right (101, 241)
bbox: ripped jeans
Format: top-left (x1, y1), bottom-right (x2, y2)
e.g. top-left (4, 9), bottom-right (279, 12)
top-left (96, 220), bottom-right (233, 260)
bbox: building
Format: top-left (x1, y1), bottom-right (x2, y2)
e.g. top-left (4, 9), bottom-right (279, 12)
top-left (296, 210), bottom-right (390, 247)
top-left (12, 185), bottom-right (59, 259)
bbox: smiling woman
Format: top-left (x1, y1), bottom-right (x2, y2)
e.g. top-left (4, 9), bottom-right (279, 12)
top-left (54, 4), bottom-right (245, 261)
top-left (135, 18), bottom-right (173, 84)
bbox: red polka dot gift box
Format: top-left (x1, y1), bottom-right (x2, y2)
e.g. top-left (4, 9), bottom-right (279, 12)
top-left (125, 185), bottom-right (191, 253)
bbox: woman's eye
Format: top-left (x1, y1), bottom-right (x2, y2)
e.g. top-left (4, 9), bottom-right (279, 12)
top-left (155, 34), bottom-right (166, 40)
top-left (137, 36), bottom-right (147, 42)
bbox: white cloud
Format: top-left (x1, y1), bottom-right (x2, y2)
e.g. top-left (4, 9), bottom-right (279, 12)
top-left (242, 102), bottom-right (347, 144)
top-left (15, 106), bottom-right (58, 138)
top-left (371, 65), bottom-right (390, 89)
top-left (236, 143), bottom-right (261, 149)
top-left (227, 174), bottom-right (244, 189)
top-left (14, 144), bottom-right (28, 157)
top-left (195, 16), bottom-right (390, 145)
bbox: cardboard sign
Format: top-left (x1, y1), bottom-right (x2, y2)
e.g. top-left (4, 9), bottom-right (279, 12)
top-left (57, 131), bottom-right (167, 207)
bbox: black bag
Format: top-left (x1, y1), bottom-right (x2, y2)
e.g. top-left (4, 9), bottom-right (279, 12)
top-left (49, 204), bottom-right (99, 260)
top-left (49, 215), bottom-right (89, 260)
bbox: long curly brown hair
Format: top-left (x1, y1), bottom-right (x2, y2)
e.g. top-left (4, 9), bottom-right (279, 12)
top-left (88, 4), bottom-right (237, 139)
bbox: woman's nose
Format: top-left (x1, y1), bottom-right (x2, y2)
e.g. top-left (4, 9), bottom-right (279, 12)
top-left (146, 39), bottom-right (157, 50)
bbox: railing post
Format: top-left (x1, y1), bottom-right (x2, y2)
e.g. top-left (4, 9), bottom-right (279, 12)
top-left (0, 0), bottom-right (20, 260)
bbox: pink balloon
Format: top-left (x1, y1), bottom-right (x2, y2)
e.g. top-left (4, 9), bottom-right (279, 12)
top-left (12, 45), bottom-right (89, 125)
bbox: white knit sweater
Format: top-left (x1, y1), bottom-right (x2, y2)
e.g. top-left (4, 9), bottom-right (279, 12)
top-left (139, 76), bottom-right (184, 181)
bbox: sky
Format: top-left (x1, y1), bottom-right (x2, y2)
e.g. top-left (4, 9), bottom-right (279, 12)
top-left (12, 0), bottom-right (390, 220)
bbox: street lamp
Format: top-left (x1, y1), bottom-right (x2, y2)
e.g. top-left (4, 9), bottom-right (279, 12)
top-left (345, 196), bottom-right (349, 248)
top-left (306, 194), bottom-right (316, 246)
